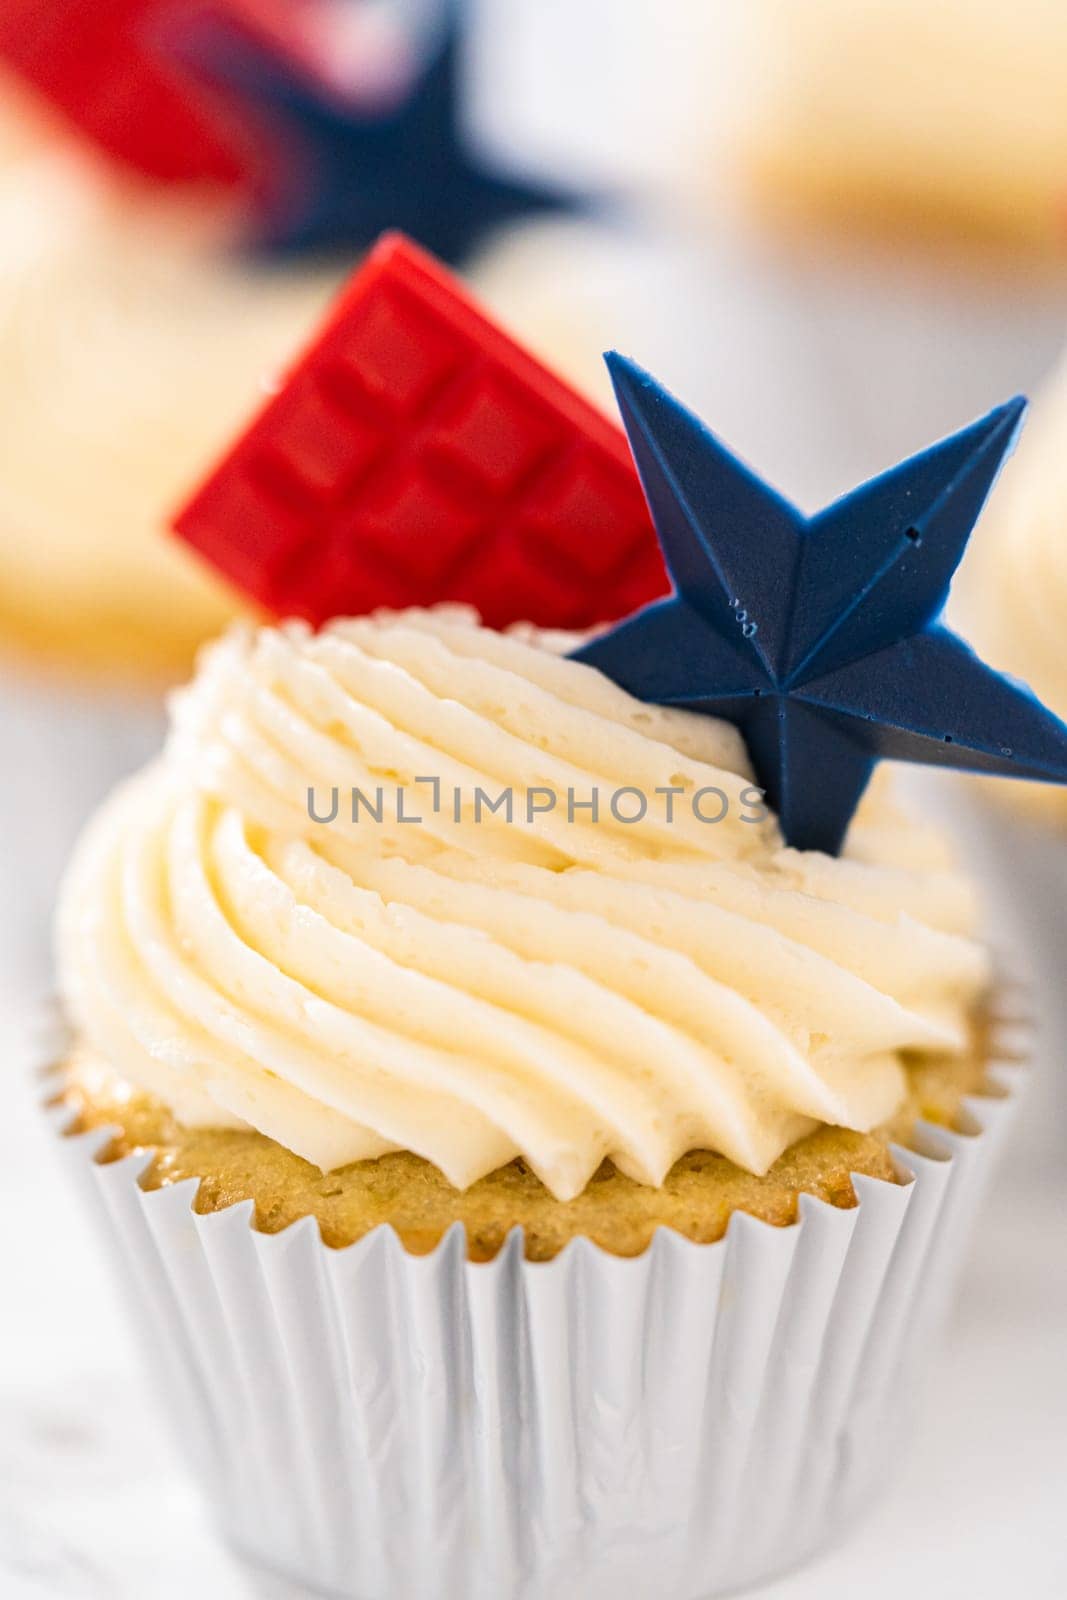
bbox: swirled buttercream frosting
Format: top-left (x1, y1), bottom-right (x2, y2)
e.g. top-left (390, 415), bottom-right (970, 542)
top-left (57, 609), bottom-right (989, 1199)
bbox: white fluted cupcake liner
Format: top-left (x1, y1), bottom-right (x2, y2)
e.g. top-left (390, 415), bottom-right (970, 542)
top-left (41, 993), bottom-right (1027, 1600)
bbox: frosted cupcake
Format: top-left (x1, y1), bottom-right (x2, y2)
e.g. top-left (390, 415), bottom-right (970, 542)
top-left (49, 607), bottom-right (1027, 1596)
top-left (0, 0), bottom-right (591, 1012)
top-left (957, 347), bottom-right (1067, 810)
top-left (0, 152), bottom-right (340, 1004)
top-left (43, 234), bottom-right (1066, 1597)
top-left (952, 347), bottom-right (1067, 1165)
top-left (0, 153), bottom-right (339, 678)
top-left (740, 0), bottom-right (1067, 258)
top-left (711, 1), bottom-right (1067, 496)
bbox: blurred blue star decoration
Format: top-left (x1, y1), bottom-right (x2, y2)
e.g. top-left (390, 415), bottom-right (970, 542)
top-left (573, 356), bottom-right (1067, 855)
top-left (176, 0), bottom-right (579, 262)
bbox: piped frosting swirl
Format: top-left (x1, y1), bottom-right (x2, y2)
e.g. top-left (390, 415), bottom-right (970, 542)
top-left (58, 609), bottom-right (988, 1199)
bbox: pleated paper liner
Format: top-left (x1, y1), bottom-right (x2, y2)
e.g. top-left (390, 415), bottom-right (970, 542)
top-left (38, 986), bottom-right (1029, 1600)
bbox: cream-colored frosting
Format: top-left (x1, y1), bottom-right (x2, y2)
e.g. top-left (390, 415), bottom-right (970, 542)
top-left (740, 0), bottom-right (1067, 251)
top-left (956, 350), bottom-right (1067, 823)
top-left (57, 609), bottom-right (989, 1199)
top-left (0, 154), bottom-right (341, 672)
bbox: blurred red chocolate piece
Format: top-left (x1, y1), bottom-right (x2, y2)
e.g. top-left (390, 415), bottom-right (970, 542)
top-left (0, 0), bottom-right (288, 189)
top-left (174, 233), bottom-right (668, 630)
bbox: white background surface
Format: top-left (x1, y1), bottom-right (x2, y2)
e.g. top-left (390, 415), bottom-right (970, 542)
top-left (1, 1), bottom-right (1066, 1593)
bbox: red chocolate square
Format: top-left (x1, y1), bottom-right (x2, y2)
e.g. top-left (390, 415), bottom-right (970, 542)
top-left (426, 371), bottom-right (562, 494)
top-left (174, 232), bottom-right (668, 629)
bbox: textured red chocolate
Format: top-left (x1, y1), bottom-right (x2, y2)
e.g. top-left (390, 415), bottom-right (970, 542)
top-left (0, 0), bottom-right (274, 188)
top-left (173, 233), bottom-right (667, 629)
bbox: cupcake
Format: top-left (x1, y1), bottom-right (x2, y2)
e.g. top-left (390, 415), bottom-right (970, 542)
top-left (0, 153), bottom-right (339, 678)
top-left (951, 346), bottom-right (1067, 1166)
top-left (0, 0), bottom-right (595, 1008)
top-left (739, 0), bottom-right (1067, 258)
top-left (704, 2), bottom-right (1067, 498)
top-left (0, 0), bottom-right (602, 1033)
top-left (0, 151), bottom-right (340, 1001)
top-left (45, 239), bottom-right (1055, 1597)
top-left (48, 609), bottom-right (1025, 1596)
top-left (957, 346), bottom-right (1067, 813)
top-left (0, 2), bottom-right (588, 675)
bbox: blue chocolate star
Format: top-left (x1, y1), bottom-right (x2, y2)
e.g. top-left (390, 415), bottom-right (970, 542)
top-left (177, 4), bottom-right (578, 262)
top-left (573, 356), bottom-right (1067, 855)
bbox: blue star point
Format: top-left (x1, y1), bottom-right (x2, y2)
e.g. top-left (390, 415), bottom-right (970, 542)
top-left (178, 6), bottom-right (577, 262)
top-left (573, 356), bottom-right (1067, 855)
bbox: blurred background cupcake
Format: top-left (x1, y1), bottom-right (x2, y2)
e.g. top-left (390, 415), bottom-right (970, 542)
top-left (471, 0), bottom-right (1067, 507)
top-left (958, 347), bottom-right (1067, 815)
top-left (742, 0), bottom-right (1067, 257)
top-left (717, 0), bottom-right (1067, 487)
top-left (0, 149), bottom-right (340, 996)
top-left (949, 345), bottom-right (1067, 1169)
top-left (0, 0), bottom-right (593, 1002)
top-left (0, 153), bottom-right (336, 678)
